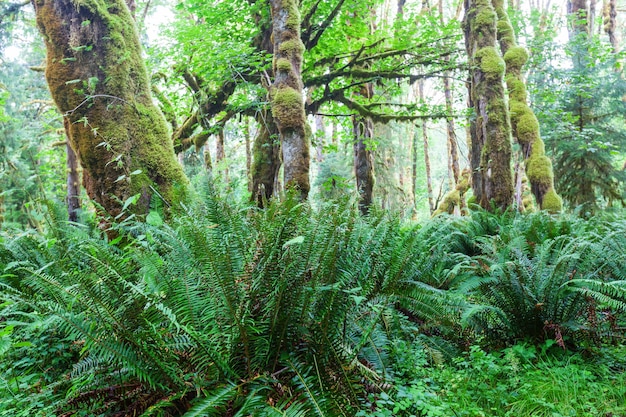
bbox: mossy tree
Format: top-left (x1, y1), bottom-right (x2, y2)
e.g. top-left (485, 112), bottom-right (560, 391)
top-left (492, 0), bottom-right (562, 212)
top-left (269, 0), bottom-right (310, 199)
top-left (32, 0), bottom-right (187, 218)
top-left (463, 0), bottom-right (514, 211)
top-left (250, 109), bottom-right (281, 207)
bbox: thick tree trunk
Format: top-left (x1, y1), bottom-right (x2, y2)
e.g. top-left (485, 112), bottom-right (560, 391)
top-left (32, 0), bottom-right (187, 218)
top-left (269, 0), bottom-right (310, 199)
top-left (353, 116), bottom-right (375, 215)
top-left (463, 0), bottom-right (514, 211)
top-left (66, 139), bottom-right (81, 222)
top-left (493, 0), bottom-right (562, 211)
top-left (251, 109), bottom-right (281, 207)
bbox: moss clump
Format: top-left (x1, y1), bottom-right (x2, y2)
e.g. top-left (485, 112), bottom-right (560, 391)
top-left (473, 6), bottom-right (497, 31)
top-left (515, 107), bottom-right (539, 144)
top-left (506, 75), bottom-right (527, 102)
top-left (272, 87), bottom-right (304, 129)
top-left (276, 58), bottom-right (292, 72)
top-left (526, 155), bottom-right (553, 186)
top-left (476, 47), bottom-right (505, 78)
top-left (278, 39), bottom-right (304, 57)
top-left (281, 0), bottom-right (301, 31)
top-left (504, 46), bottom-right (529, 69)
top-left (541, 188), bottom-right (563, 212)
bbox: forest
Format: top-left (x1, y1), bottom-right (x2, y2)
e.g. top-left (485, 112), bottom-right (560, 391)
top-left (0, 0), bottom-right (626, 415)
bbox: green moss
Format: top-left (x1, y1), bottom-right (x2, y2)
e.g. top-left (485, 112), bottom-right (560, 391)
top-left (526, 155), bottom-right (553, 186)
top-left (276, 58), bottom-right (292, 72)
top-left (281, 0), bottom-right (301, 31)
top-left (504, 46), bottom-right (529, 70)
top-left (271, 87), bottom-right (304, 129)
top-left (506, 75), bottom-right (527, 102)
top-left (541, 188), bottom-right (563, 212)
top-left (476, 46), bottom-right (505, 78)
top-left (279, 39), bottom-right (304, 57)
top-left (516, 109), bottom-right (539, 144)
top-left (473, 6), bottom-right (497, 31)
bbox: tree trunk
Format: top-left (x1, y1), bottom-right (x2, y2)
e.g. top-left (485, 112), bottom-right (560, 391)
top-left (439, 0), bottom-right (461, 187)
top-left (244, 116), bottom-right (252, 192)
top-left (493, 0), bottom-right (562, 211)
top-left (603, 0), bottom-right (618, 52)
top-left (463, 0), bottom-right (514, 211)
top-left (353, 116), bottom-right (375, 215)
top-left (417, 82), bottom-right (435, 215)
top-left (251, 109), bottom-right (281, 207)
top-left (32, 0), bottom-right (187, 218)
top-left (66, 138), bottom-right (81, 222)
top-left (215, 128), bottom-right (229, 182)
top-left (411, 123), bottom-right (418, 219)
top-left (269, 0), bottom-right (310, 199)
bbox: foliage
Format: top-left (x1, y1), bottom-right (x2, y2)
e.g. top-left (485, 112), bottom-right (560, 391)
top-left (0, 188), bottom-right (454, 415)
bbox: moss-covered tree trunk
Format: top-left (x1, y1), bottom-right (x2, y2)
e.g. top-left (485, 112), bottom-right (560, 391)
top-left (269, 0), bottom-right (310, 199)
top-left (251, 109), bottom-right (281, 207)
top-left (493, 0), bottom-right (562, 212)
top-left (463, 0), bottom-right (513, 211)
top-left (603, 0), bottom-right (618, 52)
top-left (32, 0), bottom-right (186, 218)
top-left (353, 116), bottom-right (375, 215)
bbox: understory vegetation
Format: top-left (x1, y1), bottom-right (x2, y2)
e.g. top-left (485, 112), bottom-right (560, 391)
top-left (0, 186), bottom-right (625, 416)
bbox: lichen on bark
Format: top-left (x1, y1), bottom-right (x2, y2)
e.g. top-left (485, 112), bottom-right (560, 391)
top-left (32, 0), bottom-right (187, 218)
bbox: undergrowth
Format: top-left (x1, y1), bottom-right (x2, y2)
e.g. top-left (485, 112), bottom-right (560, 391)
top-left (0, 191), bottom-right (625, 416)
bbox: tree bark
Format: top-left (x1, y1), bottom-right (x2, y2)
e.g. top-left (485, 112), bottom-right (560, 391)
top-left (603, 0), bottom-right (618, 52)
top-left (269, 0), bottom-right (310, 199)
top-left (32, 0), bottom-right (187, 218)
top-left (463, 0), bottom-right (514, 211)
top-left (493, 0), bottom-right (562, 211)
top-left (417, 82), bottom-right (435, 215)
top-left (251, 109), bottom-right (281, 207)
top-left (66, 139), bottom-right (81, 222)
top-left (353, 116), bottom-right (375, 215)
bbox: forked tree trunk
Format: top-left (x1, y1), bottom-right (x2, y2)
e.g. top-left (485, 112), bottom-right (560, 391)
top-left (493, 0), bottom-right (562, 211)
top-left (269, 0), bottom-right (310, 199)
top-left (32, 0), bottom-right (187, 218)
top-left (463, 0), bottom-right (514, 211)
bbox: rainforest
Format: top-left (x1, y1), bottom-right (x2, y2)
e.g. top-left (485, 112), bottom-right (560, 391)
top-left (0, 0), bottom-right (625, 415)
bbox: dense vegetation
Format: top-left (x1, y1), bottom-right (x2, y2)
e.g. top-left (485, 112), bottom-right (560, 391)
top-left (0, 188), bottom-right (625, 415)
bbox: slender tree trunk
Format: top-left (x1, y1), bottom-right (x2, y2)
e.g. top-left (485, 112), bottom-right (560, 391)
top-left (251, 109), bottom-right (281, 207)
top-left (463, 0), bottom-right (514, 211)
top-left (269, 0), bottom-right (310, 199)
top-left (411, 125), bottom-right (418, 218)
top-left (493, 0), bottom-right (562, 211)
top-left (32, 0), bottom-right (187, 218)
top-left (353, 116), bottom-right (375, 215)
top-left (439, 0), bottom-right (461, 186)
top-left (244, 116), bottom-right (252, 192)
top-left (215, 128), bottom-right (229, 181)
top-left (418, 81), bottom-right (435, 215)
top-left (66, 139), bottom-right (81, 222)
top-left (314, 114), bottom-right (325, 163)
